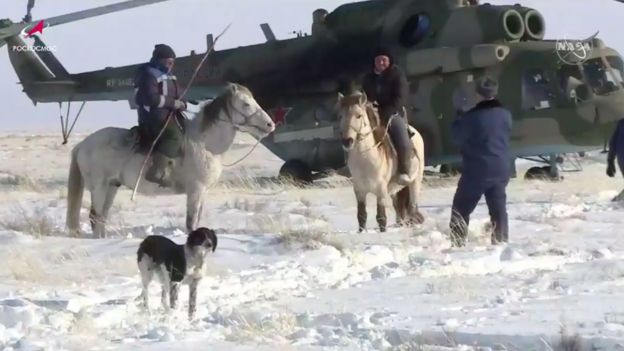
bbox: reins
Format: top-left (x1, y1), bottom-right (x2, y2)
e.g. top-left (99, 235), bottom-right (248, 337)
top-left (350, 112), bottom-right (397, 154)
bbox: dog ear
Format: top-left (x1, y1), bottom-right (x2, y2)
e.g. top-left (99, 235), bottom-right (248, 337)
top-left (209, 229), bottom-right (217, 252)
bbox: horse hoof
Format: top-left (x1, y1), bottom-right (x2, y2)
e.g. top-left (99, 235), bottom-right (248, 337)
top-left (413, 211), bottom-right (425, 224)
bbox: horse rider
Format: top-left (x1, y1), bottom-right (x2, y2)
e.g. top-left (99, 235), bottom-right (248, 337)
top-left (361, 48), bottom-right (413, 185)
top-left (134, 44), bottom-right (187, 187)
top-left (607, 118), bottom-right (624, 201)
top-left (449, 76), bottom-right (512, 247)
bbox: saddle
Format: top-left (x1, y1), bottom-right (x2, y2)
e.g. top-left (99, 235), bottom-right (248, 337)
top-left (125, 112), bottom-right (187, 156)
top-left (126, 126), bottom-right (155, 155)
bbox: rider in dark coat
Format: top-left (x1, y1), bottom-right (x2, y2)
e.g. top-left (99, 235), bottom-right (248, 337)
top-left (362, 48), bottom-right (413, 185)
top-left (134, 44), bottom-right (187, 187)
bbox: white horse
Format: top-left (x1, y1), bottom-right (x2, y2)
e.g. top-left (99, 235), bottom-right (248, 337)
top-left (66, 83), bottom-right (275, 238)
top-left (337, 91), bottom-right (425, 232)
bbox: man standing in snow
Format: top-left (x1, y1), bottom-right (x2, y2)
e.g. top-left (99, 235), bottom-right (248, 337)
top-left (607, 118), bottom-right (624, 201)
top-left (449, 76), bottom-right (512, 247)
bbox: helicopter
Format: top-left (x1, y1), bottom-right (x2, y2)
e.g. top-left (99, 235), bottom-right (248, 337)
top-left (2, 0), bottom-right (624, 183)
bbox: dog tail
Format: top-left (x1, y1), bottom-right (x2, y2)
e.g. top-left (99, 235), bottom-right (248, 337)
top-left (66, 146), bottom-right (84, 236)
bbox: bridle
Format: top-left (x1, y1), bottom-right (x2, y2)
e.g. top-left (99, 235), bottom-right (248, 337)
top-left (341, 103), bottom-right (397, 153)
top-left (343, 105), bottom-right (375, 142)
top-left (218, 93), bottom-right (264, 130)
top-left (207, 92), bottom-right (270, 167)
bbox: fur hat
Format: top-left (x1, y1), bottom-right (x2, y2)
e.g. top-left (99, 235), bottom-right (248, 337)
top-left (373, 47), bottom-right (394, 65)
top-left (476, 76), bottom-right (498, 99)
top-left (152, 44), bottom-right (176, 59)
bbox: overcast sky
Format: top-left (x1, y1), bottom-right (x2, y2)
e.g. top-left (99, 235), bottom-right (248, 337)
top-left (0, 0), bottom-right (622, 133)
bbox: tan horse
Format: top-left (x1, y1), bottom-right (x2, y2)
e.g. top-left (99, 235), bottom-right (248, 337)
top-left (337, 91), bottom-right (425, 232)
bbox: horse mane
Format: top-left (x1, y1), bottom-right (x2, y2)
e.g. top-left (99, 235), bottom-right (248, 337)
top-left (364, 103), bottom-right (384, 145)
top-left (200, 83), bottom-right (253, 132)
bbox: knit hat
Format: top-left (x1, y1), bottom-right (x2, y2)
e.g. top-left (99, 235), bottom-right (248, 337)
top-left (373, 47), bottom-right (394, 65)
top-left (152, 44), bottom-right (176, 59)
top-left (475, 76), bottom-right (498, 99)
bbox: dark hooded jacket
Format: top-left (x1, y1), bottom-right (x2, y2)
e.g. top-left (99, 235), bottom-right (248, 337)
top-left (134, 58), bottom-right (182, 126)
top-left (608, 118), bottom-right (624, 172)
top-left (452, 99), bottom-right (512, 182)
top-left (361, 61), bottom-right (410, 123)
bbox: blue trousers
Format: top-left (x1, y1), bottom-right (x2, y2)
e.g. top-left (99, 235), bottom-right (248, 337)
top-left (449, 176), bottom-right (509, 246)
top-left (386, 115), bottom-right (413, 174)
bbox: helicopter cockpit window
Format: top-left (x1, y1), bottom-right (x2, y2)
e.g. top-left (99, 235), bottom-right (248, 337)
top-left (522, 69), bottom-right (555, 111)
top-left (399, 14), bottom-right (431, 47)
top-left (583, 57), bottom-right (624, 95)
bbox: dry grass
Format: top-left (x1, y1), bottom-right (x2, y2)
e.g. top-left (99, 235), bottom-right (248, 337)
top-left (214, 172), bottom-right (348, 196)
top-left (2, 245), bottom-right (136, 286)
top-left (0, 173), bottom-right (42, 192)
top-left (0, 205), bottom-right (63, 237)
top-left (555, 325), bottom-right (582, 351)
top-left (278, 227), bottom-right (345, 253)
top-left (64, 310), bottom-right (101, 350)
top-left (223, 311), bottom-right (298, 343)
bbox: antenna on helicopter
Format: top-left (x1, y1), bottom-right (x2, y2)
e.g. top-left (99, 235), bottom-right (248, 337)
top-left (260, 23), bottom-right (276, 42)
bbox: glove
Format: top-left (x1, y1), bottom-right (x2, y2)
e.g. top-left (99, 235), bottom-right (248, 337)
top-left (607, 162), bottom-right (616, 177)
top-left (174, 99), bottom-right (186, 111)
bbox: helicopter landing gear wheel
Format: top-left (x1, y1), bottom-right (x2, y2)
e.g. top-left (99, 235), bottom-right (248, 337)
top-left (524, 165), bottom-right (563, 182)
top-left (278, 159), bottom-right (313, 186)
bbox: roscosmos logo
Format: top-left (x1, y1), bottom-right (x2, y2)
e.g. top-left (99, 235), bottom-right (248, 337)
top-left (12, 20), bottom-right (57, 52)
top-left (20, 20), bottom-right (48, 38)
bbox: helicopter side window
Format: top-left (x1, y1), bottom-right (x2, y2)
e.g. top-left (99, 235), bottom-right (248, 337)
top-left (521, 69), bottom-right (554, 111)
top-left (399, 14), bottom-right (431, 47)
top-left (582, 57), bottom-right (623, 95)
top-left (606, 56), bottom-right (624, 89)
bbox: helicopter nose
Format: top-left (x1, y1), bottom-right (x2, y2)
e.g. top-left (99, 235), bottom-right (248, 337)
top-left (342, 137), bottom-right (353, 148)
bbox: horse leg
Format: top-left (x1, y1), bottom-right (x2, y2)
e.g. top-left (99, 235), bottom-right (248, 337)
top-left (391, 194), bottom-right (403, 227)
top-left (394, 187), bottom-right (410, 226)
top-left (613, 188), bottom-right (624, 202)
top-left (407, 181), bottom-right (425, 225)
top-left (197, 201), bottom-right (205, 226)
top-left (89, 184), bottom-right (109, 238)
top-left (354, 189), bottom-right (367, 233)
top-left (375, 188), bottom-right (392, 232)
top-left (186, 186), bottom-right (205, 232)
top-left (101, 183), bottom-right (119, 233)
top-left (376, 197), bottom-right (387, 233)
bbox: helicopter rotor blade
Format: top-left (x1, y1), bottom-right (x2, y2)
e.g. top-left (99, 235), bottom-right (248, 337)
top-left (0, 0), bottom-right (170, 45)
top-left (43, 0), bottom-right (170, 27)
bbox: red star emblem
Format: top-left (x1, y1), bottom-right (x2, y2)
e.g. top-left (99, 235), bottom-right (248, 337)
top-left (269, 106), bottom-right (292, 125)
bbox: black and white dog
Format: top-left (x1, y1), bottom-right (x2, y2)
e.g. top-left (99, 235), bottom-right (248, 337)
top-left (137, 227), bottom-right (217, 319)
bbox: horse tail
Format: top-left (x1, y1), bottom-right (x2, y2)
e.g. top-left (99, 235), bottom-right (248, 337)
top-left (66, 146), bottom-right (84, 235)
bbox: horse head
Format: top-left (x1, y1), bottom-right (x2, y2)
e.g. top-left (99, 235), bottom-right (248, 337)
top-left (199, 83), bottom-right (275, 139)
top-left (336, 90), bottom-right (378, 151)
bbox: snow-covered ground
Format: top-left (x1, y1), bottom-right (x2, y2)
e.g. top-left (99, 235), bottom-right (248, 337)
top-left (1, 132), bottom-right (624, 351)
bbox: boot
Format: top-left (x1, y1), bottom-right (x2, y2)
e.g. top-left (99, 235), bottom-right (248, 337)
top-left (145, 153), bottom-right (174, 187)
